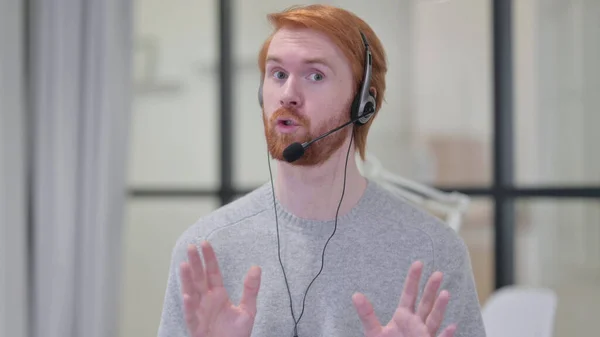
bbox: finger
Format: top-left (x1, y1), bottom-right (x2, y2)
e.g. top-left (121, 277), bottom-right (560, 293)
top-left (425, 290), bottom-right (451, 335)
top-left (183, 293), bottom-right (202, 335)
top-left (201, 241), bottom-right (224, 289)
top-left (398, 261), bottom-right (423, 312)
top-left (180, 263), bottom-right (201, 333)
top-left (438, 324), bottom-right (457, 337)
top-left (239, 266), bottom-right (262, 317)
top-left (352, 292), bottom-right (383, 336)
top-left (416, 271), bottom-right (443, 321)
top-left (180, 261), bottom-right (200, 302)
top-left (187, 244), bottom-right (208, 295)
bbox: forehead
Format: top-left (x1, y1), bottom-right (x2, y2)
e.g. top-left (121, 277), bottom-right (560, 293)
top-left (266, 27), bottom-right (347, 67)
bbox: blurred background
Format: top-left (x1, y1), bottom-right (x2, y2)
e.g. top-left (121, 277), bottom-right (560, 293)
top-left (1, 0), bottom-right (599, 336)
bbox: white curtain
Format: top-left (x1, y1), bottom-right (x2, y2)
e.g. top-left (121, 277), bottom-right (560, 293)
top-left (1, 0), bottom-right (133, 336)
top-left (0, 1), bottom-right (28, 337)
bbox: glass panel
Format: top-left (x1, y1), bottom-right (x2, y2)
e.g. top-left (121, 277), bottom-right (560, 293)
top-left (515, 199), bottom-right (600, 336)
top-left (457, 198), bottom-right (495, 304)
top-left (128, 0), bottom-right (219, 189)
top-left (515, 0), bottom-right (600, 186)
top-left (392, 0), bottom-right (493, 187)
top-left (233, 65), bottom-right (272, 188)
top-left (119, 197), bottom-right (220, 337)
top-left (232, 0), bottom-right (493, 189)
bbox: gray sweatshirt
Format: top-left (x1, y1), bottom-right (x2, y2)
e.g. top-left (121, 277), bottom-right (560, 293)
top-left (157, 180), bottom-right (486, 337)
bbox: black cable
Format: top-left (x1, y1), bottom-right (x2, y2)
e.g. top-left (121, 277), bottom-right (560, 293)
top-left (267, 130), bottom-right (354, 337)
top-left (267, 154), bottom-right (297, 326)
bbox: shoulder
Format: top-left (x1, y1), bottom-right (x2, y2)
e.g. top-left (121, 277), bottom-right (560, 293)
top-left (170, 183), bottom-right (271, 254)
top-left (366, 180), bottom-right (470, 269)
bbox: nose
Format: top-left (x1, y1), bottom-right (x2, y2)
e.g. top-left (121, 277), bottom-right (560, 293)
top-left (280, 78), bottom-right (302, 108)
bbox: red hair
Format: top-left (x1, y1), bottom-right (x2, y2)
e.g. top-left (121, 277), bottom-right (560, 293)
top-left (258, 4), bottom-right (388, 160)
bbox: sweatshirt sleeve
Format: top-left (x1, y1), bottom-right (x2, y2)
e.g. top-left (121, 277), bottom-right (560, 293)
top-left (433, 231), bottom-right (487, 337)
top-left (157, 237), bottom-right (192, 337)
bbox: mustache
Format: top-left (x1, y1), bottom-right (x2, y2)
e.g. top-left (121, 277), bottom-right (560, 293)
top-left (269, 107), bottom-right (310, 127)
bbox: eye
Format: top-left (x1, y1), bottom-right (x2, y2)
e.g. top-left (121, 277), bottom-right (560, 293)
top-left (308, 73), bottom-right (324, 81)
top-left (273, 71), bottom-right (287, 80)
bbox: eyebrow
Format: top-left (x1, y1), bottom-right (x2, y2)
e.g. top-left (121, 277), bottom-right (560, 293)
top-left (266, 56), bottom-right (334, 72)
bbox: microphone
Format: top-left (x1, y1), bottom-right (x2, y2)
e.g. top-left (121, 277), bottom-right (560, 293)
top-left (282, 111), bottom-right (373, 163)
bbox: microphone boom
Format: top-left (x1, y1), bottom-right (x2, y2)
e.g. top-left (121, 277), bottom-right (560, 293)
top-left (282, 111), bottom-right (373, 163)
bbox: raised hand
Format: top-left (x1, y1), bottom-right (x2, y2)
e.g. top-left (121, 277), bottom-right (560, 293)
top-left (180, 241), bottom-right (262, 337)
top-left (352, 261), bottom-right (456, 337)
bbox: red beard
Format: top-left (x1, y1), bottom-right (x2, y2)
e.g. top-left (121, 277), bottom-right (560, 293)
top-left (262, 107), bottom-right (351, 166)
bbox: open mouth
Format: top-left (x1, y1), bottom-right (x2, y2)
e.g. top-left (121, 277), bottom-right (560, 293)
top-left (276, 118), bottom-right (297, 127)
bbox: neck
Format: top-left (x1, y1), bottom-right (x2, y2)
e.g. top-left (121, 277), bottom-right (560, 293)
top-left (273, 140), bottom-right (368, 221)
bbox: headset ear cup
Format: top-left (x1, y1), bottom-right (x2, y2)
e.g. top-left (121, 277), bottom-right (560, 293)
top-left (258, 83), bottom-right (263, 107)
top-left (357, 95), bottom-right (376, 125)
top-left (368, 94), bottom-right (376, 114)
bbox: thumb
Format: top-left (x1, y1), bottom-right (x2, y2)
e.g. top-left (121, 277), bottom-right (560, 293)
top-left (352, 292), bottom-right (383, 337)
top-left (239, 266), bottom-right (262, 316)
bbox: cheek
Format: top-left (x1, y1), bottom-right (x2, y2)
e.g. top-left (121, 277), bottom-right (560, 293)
top-left (261, 82), bottom-right (279, 109)
top-left (309, 92), bottom-right (350, 121)
top-left (311, 81), bottom-right (352, 107)
top-left (305, 104), bottom-right (347, 132)
top-left (307, 85), bottom-right (338, 108)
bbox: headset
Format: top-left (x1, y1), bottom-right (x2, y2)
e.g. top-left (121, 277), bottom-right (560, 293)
top-left (258, 31), bottom-right (376, 125)
top-left (262, 30), bottom-right (376, 337)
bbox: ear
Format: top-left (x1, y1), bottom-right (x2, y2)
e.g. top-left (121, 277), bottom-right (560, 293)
top-left (369, 86), bottom-right (377, 99)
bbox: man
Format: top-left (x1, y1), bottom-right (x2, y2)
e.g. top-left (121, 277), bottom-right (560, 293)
top-left (158, 4), bottom-right (486, 337)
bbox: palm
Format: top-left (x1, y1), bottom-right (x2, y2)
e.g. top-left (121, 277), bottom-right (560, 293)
top-left (194, 288), bottom-right (254, 336)
top-left (372, 317), bottom-right (431, 337)
top-left (180, 241), bottom-right (261, 337)
top-left (353, 261), bottom-right (457, 337)
top-left (356, 308), bottom-right (444, 337)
